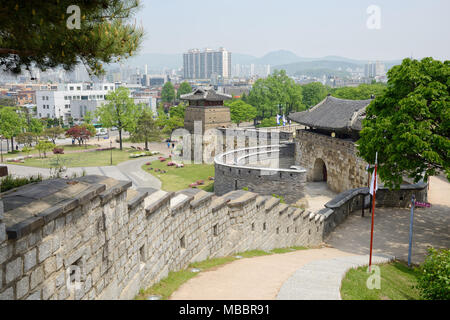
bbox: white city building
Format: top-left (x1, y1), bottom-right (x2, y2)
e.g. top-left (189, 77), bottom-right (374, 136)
top-left (183, 48), bottom-right (231, 80)
top-left (36, 83), bottom-right (115, 122)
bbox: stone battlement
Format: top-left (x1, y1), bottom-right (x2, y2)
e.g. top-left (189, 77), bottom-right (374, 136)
top-left (0, 175), bottom-right (324, 300)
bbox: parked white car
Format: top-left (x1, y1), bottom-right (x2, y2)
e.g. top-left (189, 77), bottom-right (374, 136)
top-left (96, 128), bottom-right (108, 136)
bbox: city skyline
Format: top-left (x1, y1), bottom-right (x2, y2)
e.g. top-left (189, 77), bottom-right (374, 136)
top-left (136, 0), bottom-right (450, 61)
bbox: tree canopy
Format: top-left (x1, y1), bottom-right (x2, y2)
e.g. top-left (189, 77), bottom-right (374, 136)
top-left (161, 82), bottom-right (176, 104)
top-left (131, 109), bottom-right (160, 149)
top-left (169, 102), bottom-right (186, 119)
top-left (0, 107), bottom-right (26, 150)
top-left (177, 82), bottom-right (192, 100)
top-left (301, 82), bottom-right (329, 108)
top-left (225, 99), bottom-right (257, 127)
top-left (358, 57), bottom-right (450, 188)
top-left (247, 70), bottom-right (305, 121)
top-left (96, 87), bottom-right (139, 149)
top-left (0, 0), bottom-right (144, 76)
top-left (331, 83), bottom-right (386, 100)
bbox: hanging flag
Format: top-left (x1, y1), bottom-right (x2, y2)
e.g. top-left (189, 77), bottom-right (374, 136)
top-left (276, 114), bottom-right (280, 125)
top-left (282, 114), bottom-right (286, 126)
top-left (369, 167), bottom-right (378, 195)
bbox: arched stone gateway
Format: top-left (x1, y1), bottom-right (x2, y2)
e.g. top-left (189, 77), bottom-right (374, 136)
top-left (312, 158), bottom-right (327, 182)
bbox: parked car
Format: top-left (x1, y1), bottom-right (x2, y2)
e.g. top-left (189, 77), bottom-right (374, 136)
top-left (96, 128), bottom-right (108, 136)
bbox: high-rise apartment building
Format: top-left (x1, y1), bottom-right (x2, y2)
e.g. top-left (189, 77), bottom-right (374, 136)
top-left (183, 48), bottom-right (231, 80)
top-left (364, 61), bottom-right (385, 78)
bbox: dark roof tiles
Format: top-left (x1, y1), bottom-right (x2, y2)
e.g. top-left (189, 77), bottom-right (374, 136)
top-left (180, 88), bottom-right (232, 101)
top-left (288, 96), bottom-right (372, 133)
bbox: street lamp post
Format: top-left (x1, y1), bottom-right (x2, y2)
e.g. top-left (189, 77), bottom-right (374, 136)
top-left (110, 139), bottom-right (113, 166)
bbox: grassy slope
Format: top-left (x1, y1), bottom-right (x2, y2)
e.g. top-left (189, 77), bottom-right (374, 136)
top-left (142, 160), bottom-right (215, 192)
top-left (341, 261), bottom-right (421, 300)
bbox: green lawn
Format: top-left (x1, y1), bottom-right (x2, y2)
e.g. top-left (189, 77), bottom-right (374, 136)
top-left (135, 246), bottom-right (309, 300)
top-left (142, 160), bottom-right (215, 192)
top-left (1, 144), bottom-right (97, 160)
top-left (341, 261), bottom-right (421, 300)
top-left (9, 148), bottom-right (134, 168)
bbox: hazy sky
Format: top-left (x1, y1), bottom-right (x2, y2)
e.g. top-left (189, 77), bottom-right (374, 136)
top-left (135, 0), bottom-right (449, 61)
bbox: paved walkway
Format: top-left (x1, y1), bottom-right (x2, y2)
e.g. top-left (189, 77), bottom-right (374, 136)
top-left (298, 182), bottom-right (337, 212)
top-left (5, 157), bottom-right (162, 190)
top-left (326, 176), bottom-right (450, 265)
top-left (276, 254), bottom-right (393, 300)
top-left (170, 248), bottom-right (353, 300)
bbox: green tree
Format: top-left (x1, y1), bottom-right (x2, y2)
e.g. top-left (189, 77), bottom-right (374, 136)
top-left (177, 82), bottom-right (192, 100)
top-left (301, 82), bottom-right (329, 108)
top-left (169, 102), bottom-right (186, 119)
top-left (0, 107), bottom-right (25, 151)
top-left (247, 70), bottom-right (305, 121)
top-left (161, 82), bottom-right (176, 104)
top-left (358, 57), bottom-right (449, 188)
top-left (331, 83), bottom-right (386, 100)
top-left (83, 111), bottom-right (94, 124)
top-left (0, 1), bottom-right (144, 76)
top-left (16, 132), bottom-right (36, 147)
top-left (43, 127), bottom-right (65, 144)
top-left (0, 97), bottom-right (16, 106)
top-left (257, 117), bottom-right (278, 128)
top-left (225, 99), bottom-right (257, 127)
top-left (96, 87), bottom-right (139, 150)
top-left (36, 140), bottom-right (54, 158)
top-left (131, 109), bottom-right (160, 150)
top-left (28, 118), bottom-right (44, 137)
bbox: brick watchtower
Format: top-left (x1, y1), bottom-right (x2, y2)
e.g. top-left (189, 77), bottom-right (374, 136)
top-left (181, 88), bottom-right (232, 134)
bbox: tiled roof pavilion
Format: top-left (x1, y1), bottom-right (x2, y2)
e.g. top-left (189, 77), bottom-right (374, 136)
top-left (180, 88), bottom-right (232, 102)
top-left (288, 95), bottom-right (373, 134)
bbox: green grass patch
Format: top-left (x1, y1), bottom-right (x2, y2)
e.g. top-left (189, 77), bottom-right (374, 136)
top-left (142, 160), bottom-right (214, 192)
top-left (11, 148), bottom-right (134, 168)
top-left (136, 270), bottom-right (197, 300)
top-left (271, 246), bottom-right (308, 254)
top-left (135, 246), bottom-right (309, 300)
top-left (341, 261), bottom-right (421, 300)
top-left (1, 144), bottom-right (99, 160)
top-left (236, 250), bottom-right (272, 258)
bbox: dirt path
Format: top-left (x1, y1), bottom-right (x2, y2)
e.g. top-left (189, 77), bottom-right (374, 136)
top-left (169, 248), bottom-right (353, 300)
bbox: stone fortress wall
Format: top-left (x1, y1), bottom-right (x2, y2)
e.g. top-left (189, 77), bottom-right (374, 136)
top-left (0, 174), bottom-right (428, 301)
top-left (214, 144), bottom-right (307, 204)
top-left (0, 175), bottom-right (325, 300)
top-left (294, 130), bottom-right (369, 194)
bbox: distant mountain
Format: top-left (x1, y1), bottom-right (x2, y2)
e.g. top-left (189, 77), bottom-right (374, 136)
top-left (273, 60), bottom-right (360, 78)
top-left (106, 53), bottom-right (182, 72)
top-left (105, 49), bottom-right (402, 73)
top-left (232, 53), bottom-right (258, 65)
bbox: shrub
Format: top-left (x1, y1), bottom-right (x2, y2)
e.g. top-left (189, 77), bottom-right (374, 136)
top-left (257, 118), bottom-right (278, 128)
top-left (53, 147), bottom-right (65, 154)
top-left (416, 248), bottom-right (450, 300)
top-left (0, 175), bottom-right (43, 193)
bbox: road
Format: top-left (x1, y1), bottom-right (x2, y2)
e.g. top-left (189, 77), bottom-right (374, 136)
top-left (4, 156), bottom-right (162, 190)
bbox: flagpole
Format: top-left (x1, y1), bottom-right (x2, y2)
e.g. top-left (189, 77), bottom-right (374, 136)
top-left (369, 153), bottom-right (378, 271)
